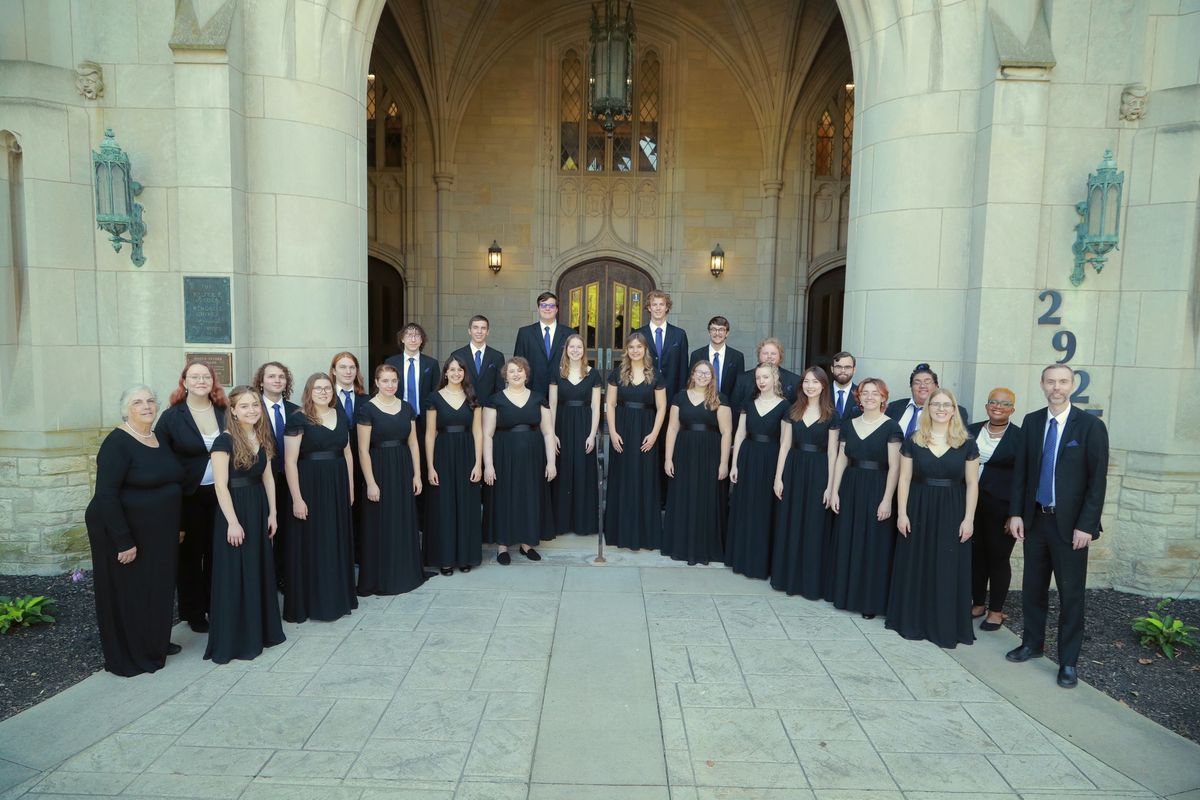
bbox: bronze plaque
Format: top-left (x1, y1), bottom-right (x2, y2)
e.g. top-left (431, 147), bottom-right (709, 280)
top-left (185, 351), bottom-right (233, 386)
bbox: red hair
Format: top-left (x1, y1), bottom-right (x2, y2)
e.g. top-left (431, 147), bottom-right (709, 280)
top-left (329, 351), bottom-right (366, 394)
top-left (168, 361), bottom-right (229, 407)
top-left (855, 377), bottom-right (889, 408)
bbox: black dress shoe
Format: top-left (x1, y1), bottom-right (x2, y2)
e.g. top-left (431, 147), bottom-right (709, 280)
top-left (1057, 665), bottom-right (1078, 688)
top-left (188, 619), bottom-right (210, 633)
top-left (861, 613), bottom-right (876, 620)
top-left (520, 547), bottom-right (542, 561)
top-left (460, 566), bottom-right (471, 573)
top-left (440, 567), bottom-right (454, 577)
top-left (166, 643), bottom-right (182, 656)
top-left (1005, 644), bottom-right (1045, 662)
top-left (497, 551), bottom-right (511, 565)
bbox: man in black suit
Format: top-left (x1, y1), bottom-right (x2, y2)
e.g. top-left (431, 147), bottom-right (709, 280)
top-left (732, 337), bottom-right (800, 410)
top-left (1005, 364), bottom-right (1108, 689)
top-left (688, 315), bottom-right (744, 398)
top-left (829, 351), bottom-right (861, 420)
top-left (254, 361), bottom-right (299, 589)
top-left (633, 290), bottom-right (689, 397)
top-left (385, 323), bottom-right (439, 525)
top-left (451, 315), bottom-right (505, 400)
top-left (885, 363), bottom-right (969, 433)
top-left (514, 291), bottom-right (575, 396)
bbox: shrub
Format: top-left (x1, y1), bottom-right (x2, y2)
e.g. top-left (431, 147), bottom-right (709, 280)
top-left (1132, 599), bottom-right (1198, 660)
top-left (0, 595), bottom-right (57, 634)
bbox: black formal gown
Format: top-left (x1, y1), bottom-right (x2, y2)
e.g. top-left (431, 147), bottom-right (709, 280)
top-left (604, 371), bottom-right (665, 550)
top-left (425, 393), bottom-right (483, 569)
top-left (85, 430), bottom-right (183, 677)
top-left (772, 414), bottom-right (840, 599)
top-left (830, 418), bottom-right (903, 616)
top-left (356, 401), bottom-right (425, 596)
top-left (725, 399), bottom-right (789, 579)
top-left (486, 391), bottom-right (553, 546)
top-left (552, 371), bottom-right (601, 535)
top-left (886, 436), bottom-right (979, 648)
top-left (205, 434), bottom-right (285, 664)
top-left (661, 392), bottom-right (726, 565)
top-left (283, 408), bottom-right (357, 623)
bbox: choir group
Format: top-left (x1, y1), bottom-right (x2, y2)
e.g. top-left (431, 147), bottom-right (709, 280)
top-left (85, 289), bottom-right (1108, 689)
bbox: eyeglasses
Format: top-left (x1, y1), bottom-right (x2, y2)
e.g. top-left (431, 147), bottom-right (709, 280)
top-left (831, 365), bottom-right (854, 372)
top-left (707, 326), bottom-right (727, 333)
top-left (986, 400), bottom-right (1014, 408)
top-left (312, 386), bottom-right (333, 394)
top-left (912, 379), bottom-right (935, 387)
top-left (928, 401), bottom-right (955, 410)
top-left (186, 374), bottom-right (212, 382)
top-left (538, 302), bottom-right (558, 310)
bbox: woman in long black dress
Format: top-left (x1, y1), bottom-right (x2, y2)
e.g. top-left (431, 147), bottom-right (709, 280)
top-left (87, 385), bottom-right (184, 677)
top-left (426, 357), bottom-right (484, 574)
top-left (155, 361), bottom-right (227, 633)
top-left (282, 373), bottom-right (357, 622)
top-left (662, 361), bottom-right (732, 564)
top-left (888, 388), bottom-right (979, 648)
top-left (206, 385), bottom-right (285, 664)
top-left (548, 334), bottom-right (601, 536)
top-left (483, 358), bottom-right (557, 563)
top-left (604, 334), bottom-right (667, 551)
top-left (356, 364), bottom-right (424, 595)
top-left (968, 388), bottom-right (1022, 632)
top-left (726, 364), bottom-right (789, 578)
top-left (772, 366), bottom-right (840, 598)
top-left (829, 378), bottom-right (902, 618)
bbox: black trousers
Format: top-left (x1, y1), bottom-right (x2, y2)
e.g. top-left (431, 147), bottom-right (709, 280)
top-left (971, 494), bottom-right (1015, 612)
top-left (178, 484), bottom-right (217, 624)
top-left (1020, 511), bottom-right (1089, 666)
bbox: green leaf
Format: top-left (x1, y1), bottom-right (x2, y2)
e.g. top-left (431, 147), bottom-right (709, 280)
top-left (1163, 642), bottom-right (1175, 659)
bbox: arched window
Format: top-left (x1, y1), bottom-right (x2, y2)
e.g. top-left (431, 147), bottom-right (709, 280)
top-left (814, 84), bottom-right (854, 179)
top-left (560, 50), bottom-right (583, 170)
top-left (561, 47), bottom-right (661, 174)
top-left (366, 72), bottom-right (404, 170)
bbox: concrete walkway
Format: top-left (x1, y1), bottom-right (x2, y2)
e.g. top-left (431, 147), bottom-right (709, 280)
top-left (1, 536), bottom-right (1197, 800)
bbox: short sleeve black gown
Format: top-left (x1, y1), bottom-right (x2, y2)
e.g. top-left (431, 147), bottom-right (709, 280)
top-left (772, 414), bottom-right (840, 599)
top-left (603, 370), bottom-right (666, 551)
top-left (830, 418), bottom-right (903, 616)
top-left (85, 429), bottom-right (183, 677)
top-left (552, 371), bottom-right (601, 535)
top-left (886, 436), bottom-right (980, 648)
top-left (283, 408), bottom-right (357, 623)
top-left (424, 393), bottom-right (482, 570)
top-left (355, 401), bottom-right (424, 596)
top-left (725, 399), bottom-right (790, 579)
top-left (486, 391), bottom-right (553, 546)
top-left (204, 434), bottom-right (285, 664)
top-left (661, 392), bottom-right (727, 565)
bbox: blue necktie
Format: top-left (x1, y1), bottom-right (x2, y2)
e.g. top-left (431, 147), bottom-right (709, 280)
top-left (837, 389), bottom-right (845, 416)
top-left (712, 352), bottom-right (720, 389)
top-left (1037, 417), bottom-right (1058, 507)
top-left (271, 402), bottom-right (285, 468)
top-left (543, 326), bottom-right (551, 358)
top-left (655, 327), bottom-right (664, 358)
top-left (475, 349), bottom-right (483, 375)
top-left (905, 405), bottom-right (920, 436)
top-left (407, 357), bottom-right (419, 415)
top-left (341, 389), bottom-right (353, 418)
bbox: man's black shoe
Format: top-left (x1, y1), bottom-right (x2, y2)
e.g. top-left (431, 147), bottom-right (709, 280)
top-left (1005, 644), bottom-right (1045, 662)
top-left (1057, 665), bottom-right (1078, 688)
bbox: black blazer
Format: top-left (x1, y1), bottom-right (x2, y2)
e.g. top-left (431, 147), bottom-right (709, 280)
top-left (383, 352), bottom-right (439, 417)
top-left (451, 344), bottom-right (505, 400)
top-left (261, 397), bottom-right (299, 473)
top-left (731, 366), bottom-right (800, 411)
top-left (885, 397), bottom-right (970, 427)
top-left (830, 382), bottom-right (861, 420)
top-left (634, 322), bottom-right (689, 397)
top-left (514, 322), bottom-right (576, 397)
top-left (688, 346), bottom-right (745, 398)
top-left (1009, 407), bottom-right (1108, 542)
top-left (155, 401), bottom-right (227, 495)
top-left (966, 420), bottom-right (1022, 505)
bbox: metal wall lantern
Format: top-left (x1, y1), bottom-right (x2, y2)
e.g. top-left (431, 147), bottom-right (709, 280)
top-left (1071, 149), bottom-right (1123, 286)
top-left (92, 128), bottom-right (147, 267)
top-left (710, 244), bottom-right (725, 277)
top-left (488, 240), bottom-right (503, 273)
top-left (588, 0), bottom-right (635, 134)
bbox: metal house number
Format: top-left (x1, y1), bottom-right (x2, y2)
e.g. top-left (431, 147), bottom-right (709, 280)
top-left (1036, 290), bottom-right (1103, 417)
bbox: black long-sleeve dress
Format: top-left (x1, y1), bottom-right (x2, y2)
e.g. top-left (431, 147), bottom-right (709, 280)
top-left (355, 401), bottom-right (425, 595)
top-left (604, 371), bottom-right (666, 550)
top-left (661, 392), bottom-right (727, 565)
top-left (205, 434), bottom-right (285, 664)
top-left (283, 408), bottom-right (357, 623)
top-left (85, 430), bottom-right (183, 677)
top-left (886, 436), bottom-right (979, 648)
top-left (425, 392), bottom-right (483, 569)
top-left (830, 418), bottom-right (903, 616)
top-left (725, 399), bottom-right (789, 579)
top-left (772, 414), bottom-right (840, 598)
top-left (552, 371), bottom-right (601, 535)
top-left (486, 391), bottom-right (553, 546)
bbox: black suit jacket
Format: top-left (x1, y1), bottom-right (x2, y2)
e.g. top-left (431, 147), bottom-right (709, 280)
top-left (514, 322), bottom-right (575, 397)
top-left (384, 352), bottom-right (439, 417)
top-left (830, 382), bottom-right (861, 420)
top-left (885, 397), bottom-right (971, 427)
top-left (688, 346), bottom-right (745, 398)
top-left (1009, 407), bottom-right (1108, 541)
top-left (451, 344), bottom-right (505, 400)
top-left (635, 322), bottom-right (689, 397)
top-left (966, 420), bottom-right (1022, 507)
top-left (261, 397), bottom-right (299, 473)
top-left (731, 366), bottom-right (800, 411)
top-left (155, 401), bottom-right (227, 495)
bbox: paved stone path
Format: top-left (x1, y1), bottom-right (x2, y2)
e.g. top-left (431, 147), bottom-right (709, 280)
top-left (1, 537), bottom-right (1197, 799)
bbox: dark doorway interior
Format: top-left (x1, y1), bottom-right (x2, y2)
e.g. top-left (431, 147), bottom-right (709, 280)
top-left (367, 256), bottom-right (406, 370)
top-left (804, 265), bottom-right (845, 375)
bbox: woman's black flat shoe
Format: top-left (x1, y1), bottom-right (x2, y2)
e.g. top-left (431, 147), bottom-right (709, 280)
top-left (440, 567), bottom-right (454, 577)
top-left (497, 551), bottom-right (511, 565)
top-left (166, 643), bottom-right (182, 656)
top-left (521, 547), bottom-right (542, 561)
top-left (460, 566), bottom-right (471, 573)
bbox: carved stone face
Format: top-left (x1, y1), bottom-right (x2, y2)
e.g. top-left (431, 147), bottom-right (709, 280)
top-left (75, 62), bottom-right (103, 100)
top-left (1120, 84), bottom-right (1147, 121)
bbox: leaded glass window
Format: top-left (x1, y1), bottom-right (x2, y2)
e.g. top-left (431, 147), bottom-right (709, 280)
top-left (366, 75), bottom-right (377, 168)
top-left (841, 86), bottom-right (854, 178)
top-left (638, 54), bottom-right (659, 172)
top-left (815, 110), bottom-right (834, 176)
top-left (366, 72), bottom-right (404, 171)
top-left (561, 47), bottom-right (662, 174)
top-left (560, 51), bottom-right (583, 170)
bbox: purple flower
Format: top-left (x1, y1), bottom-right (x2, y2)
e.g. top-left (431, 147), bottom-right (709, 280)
top-left (71, 568), bottom-right (84, 583)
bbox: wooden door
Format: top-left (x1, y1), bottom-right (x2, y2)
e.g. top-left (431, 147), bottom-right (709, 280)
top-left (804, 265), bottom-right (845, 376)
top-left (367, 257), bottom-right (406, 370)
top-left (556, 259), bottom-right (655, 376)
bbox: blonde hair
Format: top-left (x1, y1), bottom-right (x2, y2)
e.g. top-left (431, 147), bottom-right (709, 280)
top-left (225, 385), bottom-right (275, 470)
top-left (752, 362), bottom-right (783, 401)
top-left (687, 361), bottom-right (721, 411)
top-left (558, 333), bottom-right (591, 378)
top-left (913, 389), bottom-right (968, 448)
top-left (989, 386), bottom-right (1016, 403)
top-left (619, 333), bottom-right (656, 386)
